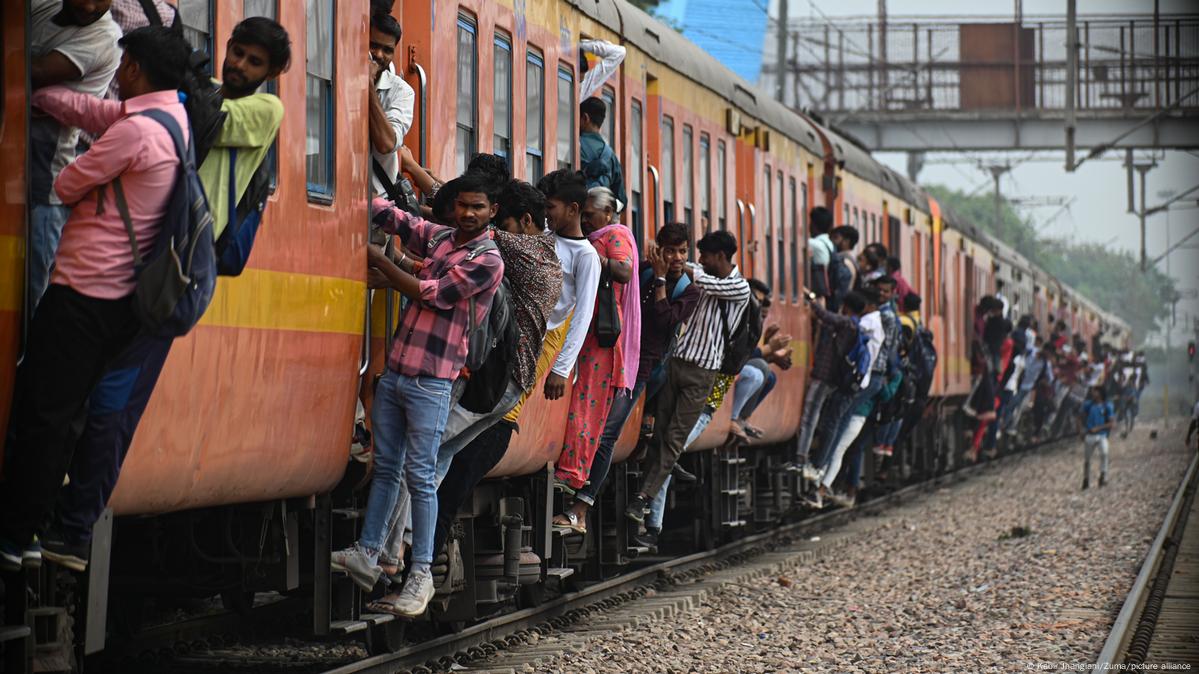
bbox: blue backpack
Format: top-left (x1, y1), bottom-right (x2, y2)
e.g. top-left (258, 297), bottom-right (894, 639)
top-left (840, 317), bottom-right (873, 391)
top-left (215, 148), bottom-right (269, 275)
top-left (113, 109), bottom-right (216, 337)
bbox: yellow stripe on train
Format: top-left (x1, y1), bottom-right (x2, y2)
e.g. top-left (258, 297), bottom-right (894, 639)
top-left (199, 269), bottom-right (366, 335)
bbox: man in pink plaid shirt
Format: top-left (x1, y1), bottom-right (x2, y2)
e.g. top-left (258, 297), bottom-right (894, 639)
top-left (333, 172), bottom-right (504, 618)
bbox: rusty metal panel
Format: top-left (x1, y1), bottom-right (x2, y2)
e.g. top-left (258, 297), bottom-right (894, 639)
top-left (959, 23), bottom-right (1036, 110)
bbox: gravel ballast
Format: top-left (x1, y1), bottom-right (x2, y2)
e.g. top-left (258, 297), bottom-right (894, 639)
top-left (463, 423), bottom-right (1193, 673)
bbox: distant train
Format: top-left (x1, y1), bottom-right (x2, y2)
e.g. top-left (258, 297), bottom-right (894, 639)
top-left (0, 0), bottom-right (1130, 666)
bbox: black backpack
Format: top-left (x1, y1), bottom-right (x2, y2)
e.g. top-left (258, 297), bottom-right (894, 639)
top-left (909, 325), bottom-right (938, 384)
top-left (458, 277), bottom-right (519, 414)
top-left (717, 293), bottom-right (762, 376)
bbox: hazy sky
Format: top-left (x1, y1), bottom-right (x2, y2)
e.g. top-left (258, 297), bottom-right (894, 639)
top-left (770, 0), bottom-right (1199, 344)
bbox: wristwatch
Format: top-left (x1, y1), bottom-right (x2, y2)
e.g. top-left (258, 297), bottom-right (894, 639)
top-left (655, 276), bottom-right (667, 287)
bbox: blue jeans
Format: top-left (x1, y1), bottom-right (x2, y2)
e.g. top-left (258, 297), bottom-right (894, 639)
top-left (730, 362), bottom-right (766, 420)
top-left (821, 374), bottom-right (885, 472)
top-left (576, 379), bottom-right (648, 506)
top-left (29, 204), bottom-right (70, 310)
top-left (359, 370), bottom-right (452, 568)
top-left (795, 379), bottom-right (836, 464)
top-left (647, 408), bottom-right (712, 530)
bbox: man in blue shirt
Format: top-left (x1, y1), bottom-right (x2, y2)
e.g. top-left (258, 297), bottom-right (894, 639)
top-left (579, 97), bottom-right (626, 209)
top-left (1078, 386), bottom-right (1115, 490)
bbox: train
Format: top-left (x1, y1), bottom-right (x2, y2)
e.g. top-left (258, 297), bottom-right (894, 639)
top-left (0, 0), bottom-right (1131, 669)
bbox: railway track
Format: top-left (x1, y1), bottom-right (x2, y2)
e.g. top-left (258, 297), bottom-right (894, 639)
top-left (319, 438), bottom-right (1069, 674)
top-left (1097, 451), bottom-right (1199, 669)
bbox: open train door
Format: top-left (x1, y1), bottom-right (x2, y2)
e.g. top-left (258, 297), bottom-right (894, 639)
top-left (0, 0), bottom-right (27, 447)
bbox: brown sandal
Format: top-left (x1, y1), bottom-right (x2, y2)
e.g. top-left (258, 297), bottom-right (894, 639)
top-left (552, 512), bottom-right (587, 535)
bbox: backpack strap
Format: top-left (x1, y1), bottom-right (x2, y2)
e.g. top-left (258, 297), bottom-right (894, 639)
top-left (227, 147), bottom-right (239, 228)
top-left (111, 178), bottom-right (142, 267)
top-left (136, 0), bottom-right (162, 26)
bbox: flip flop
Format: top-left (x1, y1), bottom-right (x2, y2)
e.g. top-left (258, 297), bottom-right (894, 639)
top-left (367, 594), bottom-right (405, 616)
top-left (552, 512), bottom-right (587, 535)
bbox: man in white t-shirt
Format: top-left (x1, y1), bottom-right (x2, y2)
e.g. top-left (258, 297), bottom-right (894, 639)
top-left (29, 0), bottom-right (121, 310)
top-left (368, 10), bottom-right (415, 198)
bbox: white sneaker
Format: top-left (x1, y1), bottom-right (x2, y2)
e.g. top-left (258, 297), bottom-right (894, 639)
top-left (331, 544), bottom-right (381, 592)
top-left (802, 463), bottom-right (823, 483)
top-left (391, 569), bottom-right (435, 618)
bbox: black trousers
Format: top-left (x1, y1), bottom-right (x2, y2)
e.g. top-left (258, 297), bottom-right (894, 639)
top-left (0, 285), bottom-right (138, 546)
top-left (432, 420), bottom-right (515, 555)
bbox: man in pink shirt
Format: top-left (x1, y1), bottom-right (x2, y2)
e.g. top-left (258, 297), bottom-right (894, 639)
top-left (0, 26), bottom-right (193, 571)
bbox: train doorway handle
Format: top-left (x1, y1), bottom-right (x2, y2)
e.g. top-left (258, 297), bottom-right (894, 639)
top-left (359, 286), bottom-right (373, 377)
top-left (648, 164), bottom-right (661, 232)
top-left (408, 52), bottom-right (428, 168)
top-left (383, 240), bottom-right (397, 355)
top-left (746, 202), bottom-right (757, 271)
top-left (735, 199), bottom-right (746, 269)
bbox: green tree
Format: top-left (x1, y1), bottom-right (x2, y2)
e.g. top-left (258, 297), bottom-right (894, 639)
top-left (925, 184), bottom-right (1176, 343)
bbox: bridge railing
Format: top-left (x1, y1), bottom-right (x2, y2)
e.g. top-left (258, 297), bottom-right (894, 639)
top-left (772, 16), bottom-right (1199, 116)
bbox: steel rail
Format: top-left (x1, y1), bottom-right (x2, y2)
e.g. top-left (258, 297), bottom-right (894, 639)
top-left (325, 438), bottom-right (1069, 674)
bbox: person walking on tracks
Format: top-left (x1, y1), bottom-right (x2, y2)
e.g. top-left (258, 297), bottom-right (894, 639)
top-left (1078, 386), bottom-right (1116, 490)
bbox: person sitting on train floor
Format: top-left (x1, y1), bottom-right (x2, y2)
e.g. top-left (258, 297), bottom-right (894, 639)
top-left (728, 279), bottom-right (793, 443)
top-left (553, 222), bottom-right (700, 536)
top-left (553, 187), bottom-right (639, 495)
top-left (885, 256), bottom-right (914, 309)
top-left (0, 26), bottom-right (193, 572)
top-left (368, 8), bottom-right (414, 200)
top-left (827, 225), bottom-right (860, 313)
top-left (28, 0), bottom-right (121, 313)
top-left (802, 287), bottom-right (885, 509)
top-left (1078, 386), bottom-right (1115, 490)
top-left (624, 230), bottom-right (751, 525)
top-left (332, 175), bottom-right (505, 618)
top-left (579, 97), bottom-right (627, 211)
top-left (783, 291), bottom-right (868, 474)
top-left (37, 17), bottom-right (290, 571)
top-left (638, 373), bottom-right (735, 549)
top-left (367, 178), bottom-right (563, 607)
top-left (808, 206), bottom-right (835, 301)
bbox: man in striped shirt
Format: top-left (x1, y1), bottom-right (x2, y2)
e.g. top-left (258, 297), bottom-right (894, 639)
top-left (625, 230), bottom-right (750, 523)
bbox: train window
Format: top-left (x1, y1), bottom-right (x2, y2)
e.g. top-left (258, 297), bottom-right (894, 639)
top-left (556, 66), bottom-right (575, 170)
top-left (764, 165), bottom-right (773, 289)
top-left (493, 33), bottom-right (513, 162)
top-left (305, 0), bottom-right (335, 201)
top-left (843, 203), bottom-right (850, 228)
top-left (525, 49), bottom-right (545, 180)
top-left (716, 140), bottom-right (727, 231)
top-left (178, 0), bottom-right (212, 59)
top-left (853, 207), bottom-right (859, 229)
top-left (602, 87), bottom-right (616, 147)
top-left (660, 116), bottom-right (675, 224)
top-left (245, 0), bottom-right (278, 192)
top-left (629, 99), bottom-right (644, 242)
top-left (777, 172), bottom-right (785, 299)
top-left (455, 15), bottom-right (478, 175)
top-left (699, 134), bottom-right (711, 233)
top-left (682, 125), bottom-right (693, 227)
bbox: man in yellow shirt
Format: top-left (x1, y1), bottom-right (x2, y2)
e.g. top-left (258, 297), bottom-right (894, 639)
top-left (39, 18), bottom-right (290, 572)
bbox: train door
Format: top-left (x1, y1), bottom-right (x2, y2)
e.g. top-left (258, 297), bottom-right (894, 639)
top-left (645, 74), bottom-right (662, 239)
top-left (888, 214), bottom-right (902, 263)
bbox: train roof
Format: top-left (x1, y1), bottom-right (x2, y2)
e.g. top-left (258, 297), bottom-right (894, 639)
top-left (575, 0), bottom-right (825, 157)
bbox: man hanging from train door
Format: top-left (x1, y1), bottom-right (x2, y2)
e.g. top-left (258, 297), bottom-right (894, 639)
top-left (35, 18), bottom-right (291, 572)
top-left (367, 7), bottom-right (414, 201)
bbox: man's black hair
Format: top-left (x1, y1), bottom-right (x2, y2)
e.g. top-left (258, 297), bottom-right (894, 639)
top-left (871, 275), bottom-right (897, 289)
top-left (886, 255), bottom-right (901, 273)
top-left (231, 16), bottom-right (292, 71)
top-left (455, 171), bottom-right (498, 203)
top-left (996, 278), bottom-right (1006, 290)
top-left (902, 292), bottom-right (922, 312)
top-left (431, 177), bottom-right (463, 223)
top-left (832, 225), bottom-right (859, 247)
top-left (468, 153), bottom-right (511, 189)
top-left (979, 295), bottom-right (1003, 313)
top-left (370, 11), bottom-right (403, 43)
top-left (810, 206), bottom-right (833, 234)
top-left (842, 291), bottom-right (867, 314)
top-left (748, 278), bottom-right (771, 297)
top-left (1091, 386), bottom-right (1107, 401)
top-left (496, 180), bottom-right (546, 229)
top-left (118, 26), bottom-right (191, 91)
top-left (866, 242), bottom-right (888, 259)
top-left (537, 169), bottom-right (589, 209)
top-left (859, 286), bottom-right (882, 306)
top-left (656, 222), bottom-right (689, 247)
top-left (580, 97), bottom-right (606, 127)
top-left (696, 230), bottom-right (737, 261)
top-left (370, 0), bottom-right (396, 13)
top-left (859, 247), bottom-right (881, 270)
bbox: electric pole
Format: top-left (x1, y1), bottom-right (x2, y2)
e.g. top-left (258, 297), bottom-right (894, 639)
top-left (987, 164), bottom-right (1012, 231)
top-left (1134, 161), bottom-right (1156, 270)
top-left (776, 0), bottom-right (789, 103)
